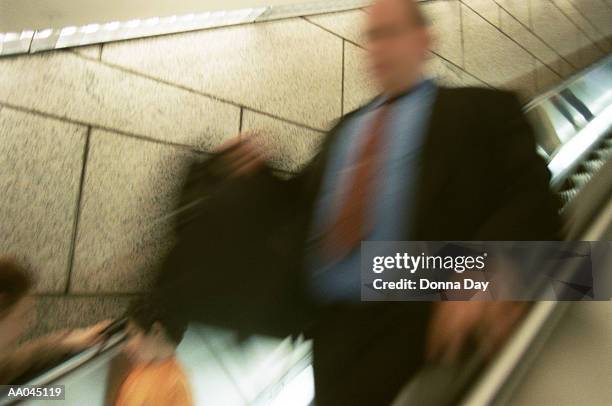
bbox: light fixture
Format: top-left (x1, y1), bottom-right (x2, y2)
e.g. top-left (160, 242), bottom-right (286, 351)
top-left (0, 30), bottom-right (34, 55)
top-left (125, 19), bottom-right (141, 28)
top-left (26, 7), bottom-right (269, 53)
top-left (21, 30), bottom-right (34, 40)
top-left (61, 26), bottom-right (78, 37)
top-left (259, 0), bottom-right (370, 21)
top-left (145, 17), bottom-right (160, 26)
top-left (104, 21), bottom-right (121, 31)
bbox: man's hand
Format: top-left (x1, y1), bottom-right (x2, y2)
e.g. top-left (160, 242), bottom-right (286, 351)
top-left (426, 301), bottom-right (527, 364)
top-left (60, 320), bottom-right (112, 352)
top-left (481, 301), bottom-right (528, 356)
top-left (213, 133), bottom-right (269, 178)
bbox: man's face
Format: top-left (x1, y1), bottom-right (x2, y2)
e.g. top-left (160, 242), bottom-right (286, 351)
top-left (123, 321), bottom-right (169, 364)
top-left (366, 0), bottom-right (430, 92)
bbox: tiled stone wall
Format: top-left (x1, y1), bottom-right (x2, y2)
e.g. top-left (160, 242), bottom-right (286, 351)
top-left (0, 0), bottom-right (610, 335)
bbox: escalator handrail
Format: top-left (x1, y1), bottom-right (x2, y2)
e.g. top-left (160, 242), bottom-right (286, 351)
top-left (523, 54), bottom-right (612, 113)
top-left (456, 56), bottom-right (612, 405)
top-left (458, 189), bottom-right (612, 406)
top-left (0, 321), bottom-right (127, 405)
top-left (546, 103), bottom-right (612, 190)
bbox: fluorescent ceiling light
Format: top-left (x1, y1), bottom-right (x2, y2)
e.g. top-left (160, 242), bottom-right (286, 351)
top-left (61, 26), bottom-right (78, 36)
top-left (0, 30), bottom-right (33, 55)
top-left (26, 6), bottom-right (269, 52)
top-left (259, 0), bottom-right (370, 20)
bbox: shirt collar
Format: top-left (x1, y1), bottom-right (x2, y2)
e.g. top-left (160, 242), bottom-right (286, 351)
top-left (372, 76), bottom-right (434, 109)
top-left (381, 78), bottom-right (431, 104)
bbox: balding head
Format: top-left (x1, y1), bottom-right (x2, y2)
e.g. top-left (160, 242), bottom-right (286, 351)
top-left (406, 0), bottom-right (429, 27)
top-left (366, 0), bottom-right (431, 96)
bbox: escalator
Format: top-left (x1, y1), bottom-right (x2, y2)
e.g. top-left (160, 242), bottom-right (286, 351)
top-left (2, 55), bottom-right (611, 406)
top-left (454, 54), bottom-right (612, 406)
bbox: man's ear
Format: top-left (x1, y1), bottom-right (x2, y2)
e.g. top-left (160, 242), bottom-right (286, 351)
top-left (0, 293), bottom-right (11, 316)
top-left (421, 27), bottom-right (433, 52)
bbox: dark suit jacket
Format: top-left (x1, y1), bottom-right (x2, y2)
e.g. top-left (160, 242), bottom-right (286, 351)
top-left (289, 86), bottom-right (562, 244)
top-left (155, 84), bottom-right (562, 330)
top-left (151, 85), bottom-right (562, 405)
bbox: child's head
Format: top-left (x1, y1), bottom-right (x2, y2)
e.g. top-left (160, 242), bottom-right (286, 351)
top-left (0, 258), bottom-right (35, 348)
top-left (123, 298), bottom-right (188, 364)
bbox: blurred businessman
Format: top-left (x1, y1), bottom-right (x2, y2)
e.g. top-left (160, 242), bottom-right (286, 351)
top-left (153, 0), bottom-right (562, 404)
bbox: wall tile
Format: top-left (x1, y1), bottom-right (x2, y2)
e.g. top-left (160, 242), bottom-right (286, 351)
top-left (535, 61), bottom-right (563, 92)
top-left (462, 0), bottom-right (501, 27)
top-left (0, 107), bottom-right (86, 292)
top-left (569, 29), bottom-right (603, 70)
top-left (306, 9), bottom-right (368, 46)
top-left (567, 0), bottom-right (612, 38)
top-left (505, 60), bottom-right (538, 101)
top-left (462, 4), bottom-right (537, 97)
top-left (496, 0), bottom-right (532, 28)
top-left (343, 42), bottom-right (378, 114)
top-left (554, 0), bottom-right (612, 53)
top-left (241, 111), bottom-right (326, 173)
top-left (71, 130), bottom-right (197, 293)
top-left (552, 0), bottom-right (608, 67)
top-left (73, 44), bottom-right (102, 60)
top-left (422, 0), bottom-right (464, 67)
top-left (425, 53), bottom-right (489, 87)
top-left (578, 41), bottom-right (606, 68)
top-left (0, 51), bottom-right (240, 151)
top-left (25, 295), bottom-right (132, 340)
top-left (102, 18), bottom-right (343, 130)
top-left (554, 58), bottom-right (578, 78)
top-left (499, 8), bottom-right (567, 75)
top-left (530, 0), bottom-right (594, 69)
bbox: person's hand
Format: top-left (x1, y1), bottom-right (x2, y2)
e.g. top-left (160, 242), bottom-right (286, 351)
top-left (426, 301), bottom-right (527, 364)
top-left (59, 320), bottom-right (112, 353)
top-left (480, 301), bottom-right (527, 356)
top-left (213, 133), bottom-right (269, 178)
top-left (426, 301), bottom-right (487, 364)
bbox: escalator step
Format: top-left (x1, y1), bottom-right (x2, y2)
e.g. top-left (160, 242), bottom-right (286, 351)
top-left (589, 149), bottom-right (610, 160)
top-left (559, 189), bottom-right (579, 204)
top-left (569, 172), bottom-right (592, 189)
top-left (583, 160), bottom-right (605, 172)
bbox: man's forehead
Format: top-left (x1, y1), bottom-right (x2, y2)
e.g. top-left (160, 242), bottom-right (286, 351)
top-left (368, 0), bottom-right (413, 27)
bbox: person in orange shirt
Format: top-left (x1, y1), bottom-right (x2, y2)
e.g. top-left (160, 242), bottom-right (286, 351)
top-left (113, 299), bottom-right (193, 406)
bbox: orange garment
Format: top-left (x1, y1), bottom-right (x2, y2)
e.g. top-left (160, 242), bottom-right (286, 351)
top-left (114, 357), bottom-right (193, 406)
